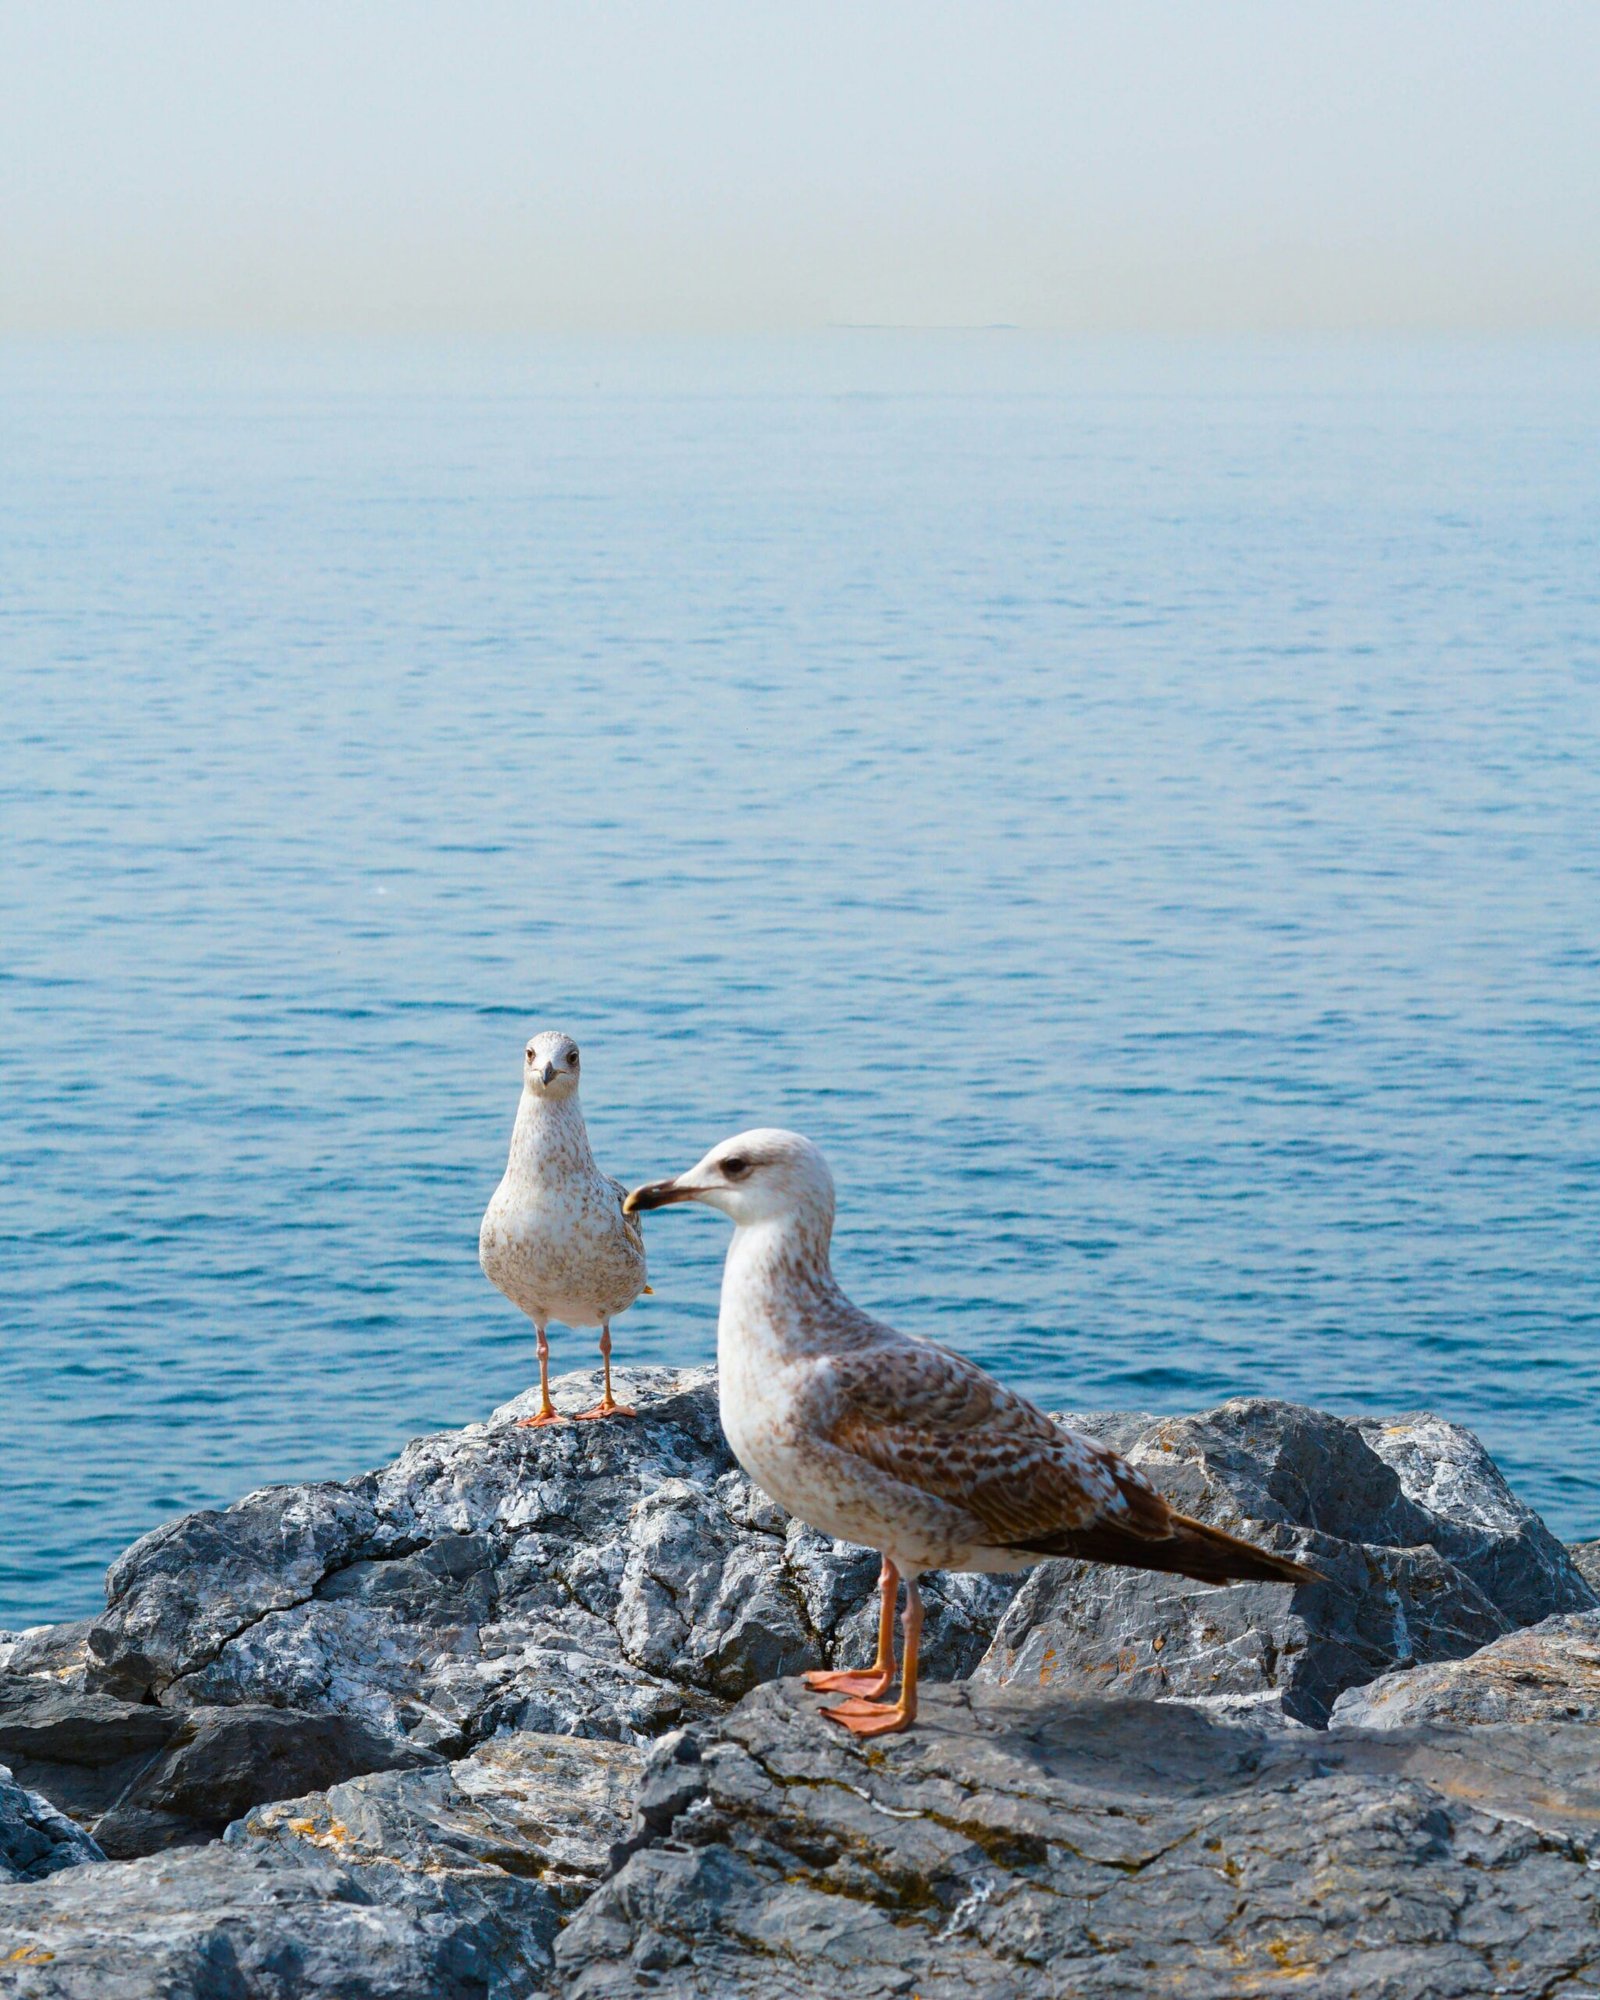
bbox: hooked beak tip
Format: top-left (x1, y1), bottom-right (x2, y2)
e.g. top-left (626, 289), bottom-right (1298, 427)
top-left (540, 1063), bottom-right (556, 1085)
top-left (625, 1177), bottom-right (693, 1214)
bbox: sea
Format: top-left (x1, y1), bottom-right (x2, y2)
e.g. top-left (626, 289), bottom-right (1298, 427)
top-left (3, 335), bottom-right (1597, 1629)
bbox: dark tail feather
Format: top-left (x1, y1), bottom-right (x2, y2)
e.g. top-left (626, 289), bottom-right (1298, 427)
top-left (1012, 1510), bottom-right (1321, 1587)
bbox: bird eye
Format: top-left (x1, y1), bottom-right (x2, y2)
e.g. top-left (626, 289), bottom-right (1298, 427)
top-left (722, 1156), bottom-right (750, 1179)
top-left (568, 1048), bottom-right (579, 1065)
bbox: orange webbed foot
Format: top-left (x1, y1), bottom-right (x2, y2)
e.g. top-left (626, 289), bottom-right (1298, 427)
top-left (515, 1408), bottom-right (565, 1428)
top-left (803, 1668), bottom-right (894, 1699)
top-left (572, 1399), bottom-right (638, 1421)
top-left (820, 1697), bottom-right (914, 1737)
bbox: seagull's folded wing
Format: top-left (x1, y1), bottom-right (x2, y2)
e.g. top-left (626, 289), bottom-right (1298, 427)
top-left (607, 1176), bottom-right (646, 1258)
top-left (820, 1343), bottom-right (1175, 1549)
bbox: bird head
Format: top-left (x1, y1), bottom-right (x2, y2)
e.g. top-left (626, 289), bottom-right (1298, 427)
top-left (625, 1128), bottom-right (835, 1233)
top-left (523, 1031), bottom-right (582, 1100)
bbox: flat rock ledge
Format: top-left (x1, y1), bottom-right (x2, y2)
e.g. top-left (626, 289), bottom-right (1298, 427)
top-left (1, 1365), bottom-right (1597, 1998)
top-left (557, 1679), bottom-right (1600, 2000)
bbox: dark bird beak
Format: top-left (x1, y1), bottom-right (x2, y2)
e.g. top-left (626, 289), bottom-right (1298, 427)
top-left (540, 1063), bottom-right (556, 1085)
top-left (624, 1176), bottom-right (696, 1215)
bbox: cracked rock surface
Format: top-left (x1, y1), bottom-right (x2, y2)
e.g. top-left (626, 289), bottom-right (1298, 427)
top-left (1332, 1609), bottom-right (1600, 1728)
top-left (974, 1400), bottom-right (1595, 1725)
top-left (557, 1679), bottom-right (1600, 2000)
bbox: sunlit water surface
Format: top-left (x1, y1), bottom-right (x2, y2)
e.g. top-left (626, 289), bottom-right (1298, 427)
top-left (3, 336), bottom-right (1597, 1625)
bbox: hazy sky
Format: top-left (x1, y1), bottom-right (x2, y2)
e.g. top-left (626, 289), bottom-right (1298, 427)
top-left (3, 2), bottom-right (1597, 334)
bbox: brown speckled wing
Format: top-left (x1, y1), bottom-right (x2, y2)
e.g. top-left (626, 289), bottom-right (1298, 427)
top-left (821, 1343), bottom-right (1174, 1549)
top-left (608, 1177), bottom-right (646, 1260)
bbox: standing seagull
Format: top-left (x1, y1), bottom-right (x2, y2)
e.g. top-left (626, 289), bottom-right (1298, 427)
top-left (627, 1129), bottom-right (1317, 1736)
top-left (480, 1031), bottom-right (648, 1424)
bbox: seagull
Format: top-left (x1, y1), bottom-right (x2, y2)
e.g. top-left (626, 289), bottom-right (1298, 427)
top-left (480, 1031), bottom-right (648, 1424)
top-left (626, 1128), bottom-right (1318, 1736)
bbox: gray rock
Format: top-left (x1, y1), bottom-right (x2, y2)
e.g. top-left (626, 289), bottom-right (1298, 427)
top-left (556, 1677), bottom-right (1600, 1999)
top-left (0, 1730), bottom-right (642, 1999)
top-left (0, 1674), bottom-right (435, 1859)
top-left (0, 1623), bottom-right (94, 1683)
top-left (0, 1765), bottom-right (102, 1884)
top-left (235, 1727), bottom-right (643, 1979)
top-left (1332, 1609), bottom-right (1600, 1728)
top-left (1352, 1412), bottom-right (1590, 1627)
top-left (975, 1398), bottom-right (1596, 1725)
top-left (1570, 1538), bottom-right (1600, 1595)
top-left (0, 1843), bottom-right (509, 1999)
top-left (81, 1368), bottom-right (1013, 1764)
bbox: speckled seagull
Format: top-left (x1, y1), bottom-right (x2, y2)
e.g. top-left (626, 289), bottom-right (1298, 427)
top-left (626, 1129), bottom-right (1317, 1736)
top-left (480, 1031), bottom-right (648, 1424)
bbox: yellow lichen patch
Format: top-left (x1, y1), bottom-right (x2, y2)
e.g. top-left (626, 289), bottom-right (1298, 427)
top-left (1263, 1936), bottom-right (1320, 1978)
top-left (282, 1814), bottom-right (349, 1849)
top-left (6, 1947), bottom-right (56, 1965)
top-left (1037, 1646), bottom-right (1057, 1686)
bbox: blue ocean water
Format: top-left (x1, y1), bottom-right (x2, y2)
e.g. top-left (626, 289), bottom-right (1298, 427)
top-left (3, 336), bottom-right (1598, 1628)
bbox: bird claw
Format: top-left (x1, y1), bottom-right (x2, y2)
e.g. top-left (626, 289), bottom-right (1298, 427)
top-left (820, 1697), bottom-right (913, 1737)
top-left (572, 1400), bottom-right (637, 1421)
top-left (803, 1668), bottom-right (893, 1698)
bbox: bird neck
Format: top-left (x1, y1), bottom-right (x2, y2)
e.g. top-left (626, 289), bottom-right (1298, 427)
top-left (507, 1091), bottom-right (593, 1177)
top-left (718, 1213), bottom-right (856, 1367)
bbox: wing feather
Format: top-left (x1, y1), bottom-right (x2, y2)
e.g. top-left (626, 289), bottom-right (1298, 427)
top-left (820, 1343), bottom-right (1174, 1549)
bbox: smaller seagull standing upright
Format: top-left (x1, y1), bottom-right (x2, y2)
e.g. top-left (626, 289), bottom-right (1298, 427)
top-left (480, 1031), bottom-right (648, 1424)
top-left (627, 1129), bottom-right (1318, 1736)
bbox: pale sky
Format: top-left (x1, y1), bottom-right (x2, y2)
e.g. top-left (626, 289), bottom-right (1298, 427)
top-left (2, 1), bottom-right (1597, 334)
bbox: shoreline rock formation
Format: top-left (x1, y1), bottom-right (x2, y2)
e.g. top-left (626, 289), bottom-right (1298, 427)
top-left (1, 1365), bottom-right (1597, 1997)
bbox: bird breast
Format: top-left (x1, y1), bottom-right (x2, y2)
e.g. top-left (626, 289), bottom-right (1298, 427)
top-left (479, 1174), bottom-right (645, 1325)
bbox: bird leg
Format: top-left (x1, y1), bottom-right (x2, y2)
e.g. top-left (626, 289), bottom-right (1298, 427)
top-left (822, 1576), bottom-right (923, 1736)
top-left (805, 1557), bottom-right (899, 1698)
top-left (574, 1322), bottom-right (637, 1420)
top-left (515, 1324), bottom-right (564, 1427)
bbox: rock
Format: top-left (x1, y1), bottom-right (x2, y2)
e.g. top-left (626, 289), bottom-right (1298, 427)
top-left (975, 1398), bottom-right (1596, 1725)
top-left (0, 1843), bottom-right (512, 1999)
top-left (0, 1675), bottom-right (433, 1859)
top-left (1352, 1413), bottom-right (1591, 1627)
top-left (0, 1765), bottom-right (103, 1884)
top-left (81, 1368), bottom-right (1014, 1763)
top-left (0, 1731), bottom-right (642, 1998)
top-left (1331, 1609), bottom-right (1600, 1728)
top-left (9, 1381), bottom-right (1599, 1997)
top-left (1570, 1538), bottom-right (1600, 1595)
top-left (556, 1678), bottom-right (1600, 1999)
top-left (234, 1728), bottom-right (643, 1980)
top-left (0, 1623), bottom-right (94, 1683)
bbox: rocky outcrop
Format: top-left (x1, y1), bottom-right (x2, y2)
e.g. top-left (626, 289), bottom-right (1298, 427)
top-left (81, 1368), bottom-right (1010, 1759)
top-left (5, 1373), bottom-right (1599, 1997)
top-left (1331, 1609), bottom-right (1600, 1728)
top-left (975, 1400), bottom-right (1596, 1724)
top-left (0, 1769), bottom-right (101, 1886)
top-left (557, 1679), bottom-right (1600, 1999)
top-left (1570, 1538), bottom-right (1600, 1595)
